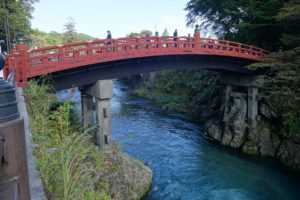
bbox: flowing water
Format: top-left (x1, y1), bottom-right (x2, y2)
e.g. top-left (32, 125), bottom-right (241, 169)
top-left (57, 80), bottom-right (300, 200)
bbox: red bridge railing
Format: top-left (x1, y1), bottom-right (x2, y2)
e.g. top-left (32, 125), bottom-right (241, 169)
top-left (3, 32), bottom-right (271, 87)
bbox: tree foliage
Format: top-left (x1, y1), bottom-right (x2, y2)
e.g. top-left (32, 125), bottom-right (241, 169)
top-left (248, 46), bottom-right (300, 137)
top-left (63, 17), bottom-right (77, 44)
top-left (126, 29), bottom-right (152, 37)
top-left (31, 28), bottom-right (98, 48)
top-left (0, 0), bottom-right (38, 52)
top-left (184, 0), bottom-right (300, 51)
top-left (162, 28), bottom-right (169, 36)
top-left (275, 0), bottom-right (300, 49)
top-left (185, 0), bottom-right (300, 138)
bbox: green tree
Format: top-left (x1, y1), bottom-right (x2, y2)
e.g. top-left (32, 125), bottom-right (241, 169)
top-left (31, 28), bottom-right (98, 48)
top-left (275, 0), bottom-right (300, 49)
top-left (0, 0), bottom-right (38, 52)
top-left (185, 0), bottom-right (285, 51)
top-left (162, 28), bottom-right (169, 36)
top-left (126, 29), bottom-right (152, 37)
top-left (63, 17), bottom-right (77, 43)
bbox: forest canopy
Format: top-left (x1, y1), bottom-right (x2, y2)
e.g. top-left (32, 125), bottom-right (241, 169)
top-left (185, 0), bottom-right (300, 51)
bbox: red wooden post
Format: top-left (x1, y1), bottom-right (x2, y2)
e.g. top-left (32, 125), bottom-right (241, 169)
top-left (194, 24), bottom-right (201, 50)
top-left (88, 42), bottom-right (93, 62)
top-left (16, 31), bottom-right (28, 86)
top-left (58, 46), bottom-right (64, 66)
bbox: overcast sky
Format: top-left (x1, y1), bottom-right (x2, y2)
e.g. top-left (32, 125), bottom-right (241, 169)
top-left (31, 0), bottom-right (195, 39)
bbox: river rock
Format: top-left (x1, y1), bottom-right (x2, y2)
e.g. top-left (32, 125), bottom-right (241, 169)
top-left (99, 146), bottom-right (152, 200)
top-left (220, 125), bottom-right (246, 148)
top-left (223, 95), bottom-right (247, 126)
top-left (204, 123), bottom-right (222, 141)
top-left (259, 100), bottom-right (279, 119)
top-left (276, 140), bottom-right (300, 170)
top-left (242, 141), bottom-right (259, 155)
top-left (257, 128), bottom-right (274, 156)
top-left (220, 125), bottom-right (232, 146)
top-left (220, 94), bottom-right (247, 147)
top-left (245, 127), bottom-right (274, 157)
top-left (230, 126), bottom-right (247, 148)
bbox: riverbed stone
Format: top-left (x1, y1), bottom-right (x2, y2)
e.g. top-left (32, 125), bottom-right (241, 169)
top-left (229, 126), bottom-right (247, 148)
top-left (276, 140), bottom-right (300, 171)
top-left (205, 123), bottom-right (222, 141)
top-left (221, 126), bottom-right (233, 146)
top-left (223, 95), bottom-right (247, 126)
top-left (247, 127), bottom-right (274, 157)
top-left (242, 141), bottom-right (259, 155)
top-left (221, 95), bottom-right (248, 147)
top-left (97, 145), bottom-right (152, 199)
top-left (257, 128), bottom-right (274, 156)
top-left (259, 100), bottom-right (279, 119)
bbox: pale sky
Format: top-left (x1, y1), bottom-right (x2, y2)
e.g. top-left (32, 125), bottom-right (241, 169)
top-left (31, 0), bottom-right (195, 39)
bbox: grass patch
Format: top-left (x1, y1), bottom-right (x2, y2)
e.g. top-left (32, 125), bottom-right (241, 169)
top-left (24, 80), bottom-right (113, 200)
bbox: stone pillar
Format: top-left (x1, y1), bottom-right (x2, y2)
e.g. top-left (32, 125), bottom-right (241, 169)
top-left (221, 85), bottom-right (232, 120)
top-left (80, 93), bottom-right (94, 131)
top-left (81, 80), bottom-right (113, 150)
top-left (95, 98), bottom-right (112, 150)
top-left (248, 87), bottom-right (258, 128)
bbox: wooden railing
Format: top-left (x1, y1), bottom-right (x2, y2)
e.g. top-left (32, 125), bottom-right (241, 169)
top-left (3, 34), bottom-right (271, 86)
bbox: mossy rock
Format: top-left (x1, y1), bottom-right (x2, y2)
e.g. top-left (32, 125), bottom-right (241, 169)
top-left (242, 141), bottom-right (259, 155)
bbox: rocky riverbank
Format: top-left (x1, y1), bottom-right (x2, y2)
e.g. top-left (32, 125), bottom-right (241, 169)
top-left (124, 68), bottom-right (300, 172)
top-left (205, 95), bottom-right (300, 171)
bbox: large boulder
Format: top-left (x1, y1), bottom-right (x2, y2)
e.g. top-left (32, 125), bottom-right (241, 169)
top-left (99, 146), bottom-right (153, 200)
top-left (223, 95), bottom-right (247, 126)
top-left (230, 126), bottom-right (247, 148)
top-left (259, 100), bottom-right (279, 119)
top-left (220, 125), bottom-right (247, 148)
top-left (244, 127), bottom-right (275, 157)
top-left (204, 123), bottom-right (223, 141)
top-left (220, 94), bottom-right (248, 148)
top-left (242, 141), bottom-right (259, 155)
top-left (276, 140), bottom-right (300, 171)
top-left (257, 128), bottom-right (274, 156)
top-left (220, 125), bottom-right (233, 146)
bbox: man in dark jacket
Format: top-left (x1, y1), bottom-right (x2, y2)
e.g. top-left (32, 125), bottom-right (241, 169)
top-left (173, 29), bottom-right (178, 47)
top-left (107, 30), bottom-right (112, 45)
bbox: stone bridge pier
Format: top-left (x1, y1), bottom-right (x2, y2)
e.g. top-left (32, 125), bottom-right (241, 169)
top-left (220, 73), bottom-right (263, 128)
top-left (205, 73), bottom-right (264, 148)
top-left (80, 80), bottom-right (113, 150)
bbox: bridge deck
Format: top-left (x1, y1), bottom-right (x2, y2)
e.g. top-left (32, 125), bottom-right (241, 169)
top-left (4, 35), bottom-right (270, 86)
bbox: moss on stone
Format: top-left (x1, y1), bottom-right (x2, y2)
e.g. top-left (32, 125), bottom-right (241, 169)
top-left (242, 141), bottom-right (259, 155)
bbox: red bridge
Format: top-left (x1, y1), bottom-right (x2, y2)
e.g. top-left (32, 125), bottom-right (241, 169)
top-left (3, 30), bottom-right (270, 89)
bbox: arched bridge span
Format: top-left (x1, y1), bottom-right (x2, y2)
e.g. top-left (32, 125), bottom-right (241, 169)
top-left (3, 31), bottom-right (270, 90)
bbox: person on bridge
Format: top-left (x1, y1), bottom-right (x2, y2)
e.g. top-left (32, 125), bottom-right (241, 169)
top-left (173, 29), bottom-right (178, 47)
top-left (107, 30), bottom-right (112, 45)
top-left (106, 30), bottom-right (112, 52)
top-left (155, 32), bottom-right (159, 48)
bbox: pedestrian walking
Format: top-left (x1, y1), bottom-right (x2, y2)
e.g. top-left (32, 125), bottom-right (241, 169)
top-left (107, 30), bottom-right (112, 45)
top-left (173, 29), bottom-right (178, 47)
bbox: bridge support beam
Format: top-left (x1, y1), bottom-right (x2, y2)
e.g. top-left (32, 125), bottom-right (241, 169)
top-left (80, 80), bottom-right (113, 150)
